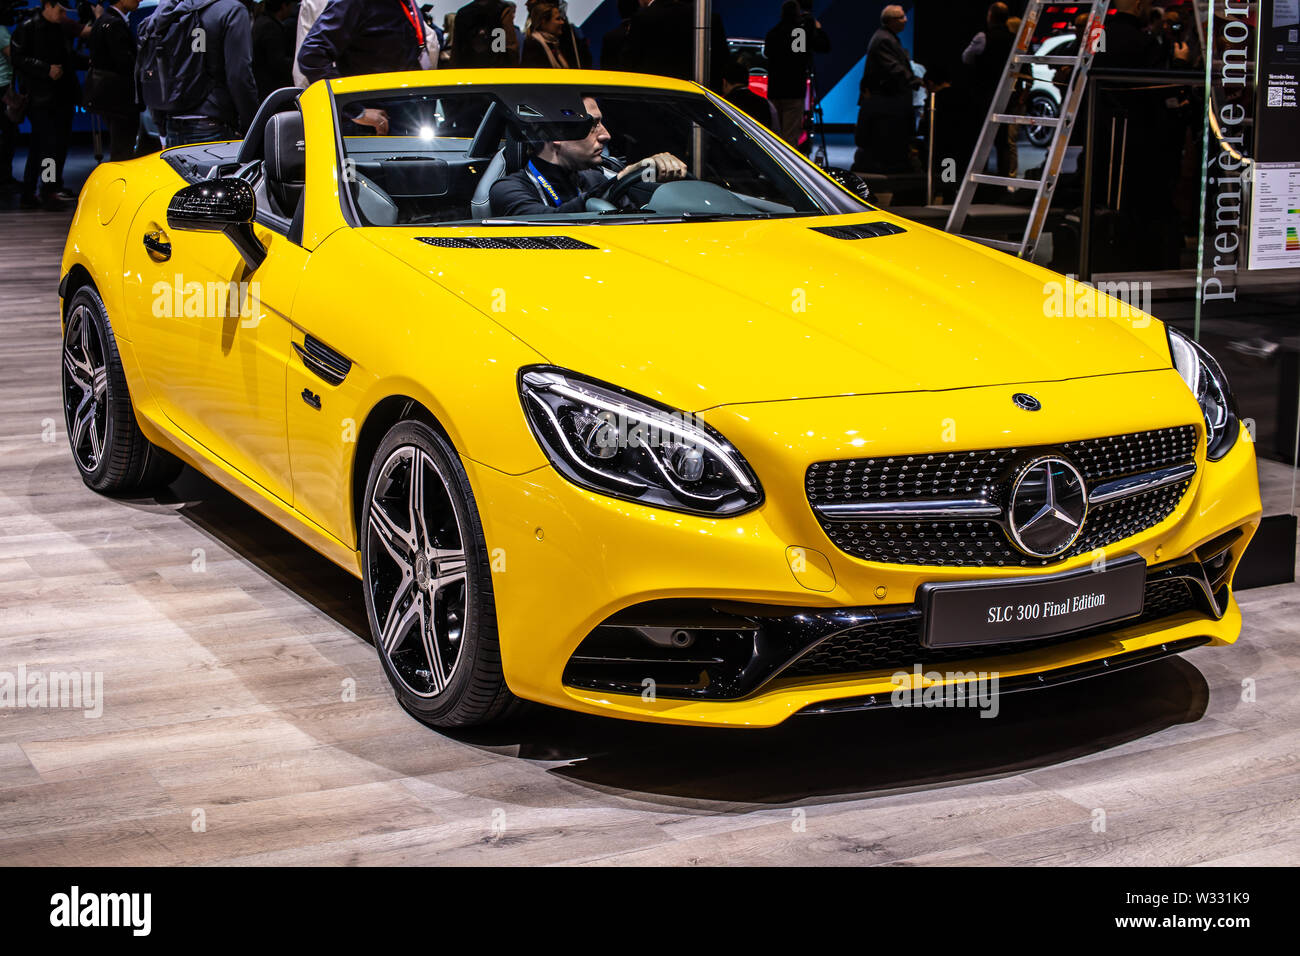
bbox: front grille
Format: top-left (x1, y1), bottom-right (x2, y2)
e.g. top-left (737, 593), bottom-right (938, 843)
top-left (806, 425), bottom-right (1198, 567)
top-left (783, 575), bottom-right (1200, 680)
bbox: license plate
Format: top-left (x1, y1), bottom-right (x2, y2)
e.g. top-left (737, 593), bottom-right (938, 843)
top-left (919, 557), bottom-right (1147, 649)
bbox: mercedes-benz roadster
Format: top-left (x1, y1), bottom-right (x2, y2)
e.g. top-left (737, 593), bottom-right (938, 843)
top-left (58, 70), bottom-right (1261, 727)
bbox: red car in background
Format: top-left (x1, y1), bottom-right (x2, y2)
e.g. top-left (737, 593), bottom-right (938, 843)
top-left (728, 37), bottom-right (814, 150)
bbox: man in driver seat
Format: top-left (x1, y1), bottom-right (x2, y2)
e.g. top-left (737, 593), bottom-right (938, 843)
top-left (489, 95), bottom-right (687, 217)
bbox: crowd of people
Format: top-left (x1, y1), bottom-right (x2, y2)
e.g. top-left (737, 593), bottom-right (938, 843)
top-left (0, 0), bottom-right (833, 210)
top-left (0, 0), bottom-right (1205, 245)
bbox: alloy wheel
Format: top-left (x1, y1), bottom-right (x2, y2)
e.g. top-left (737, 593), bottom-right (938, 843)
top-left (366, 445), bottom-right (470, 698)
top-left (61, 304), bottom-right (109, 474)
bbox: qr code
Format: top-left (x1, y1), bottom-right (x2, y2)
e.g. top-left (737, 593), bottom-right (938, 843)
top-left (1267, 87), bottom-right (1283, 107)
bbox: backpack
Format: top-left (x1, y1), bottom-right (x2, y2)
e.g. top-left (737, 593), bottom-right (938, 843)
top-left (137, 0), bottom-right (219, 116)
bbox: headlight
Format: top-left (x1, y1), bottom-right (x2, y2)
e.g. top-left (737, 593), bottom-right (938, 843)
top-left (1167, 326), bottom-right (1239, 460)
top-left (518, 367), bottom-right (763, 516)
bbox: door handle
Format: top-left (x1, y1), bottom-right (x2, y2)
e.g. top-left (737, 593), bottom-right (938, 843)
top-left (143, 230), bottom-right (171, 262)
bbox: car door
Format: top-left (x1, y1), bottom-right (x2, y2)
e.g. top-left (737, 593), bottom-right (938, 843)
top-left (123, 189), bottom-right (302, 505)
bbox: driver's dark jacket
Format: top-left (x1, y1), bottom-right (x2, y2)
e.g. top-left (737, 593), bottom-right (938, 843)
top-left (488, 156), bottom-right (614, 217)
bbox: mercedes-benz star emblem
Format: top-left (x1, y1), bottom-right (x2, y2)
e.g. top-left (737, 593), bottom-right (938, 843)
top-left (1013, 392), bottom-right (1042, 411)
top-left (1007, 457), bottom-right (1087, 557)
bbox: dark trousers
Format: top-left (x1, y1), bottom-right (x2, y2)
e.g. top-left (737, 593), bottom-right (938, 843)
top-left (0, 85), bottom-right (17, 184)
top-left (103, 112), bottom-right (141, 161)
top-left (853, 97), bottom-right (913, 173)
top-left (164, 115), bottom-right (237, 147)
top-left (23, 98), bottom-right (73, 199)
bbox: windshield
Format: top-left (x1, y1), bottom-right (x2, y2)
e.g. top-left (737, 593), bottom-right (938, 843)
top-left (333, 84), bottom-right (867, 226)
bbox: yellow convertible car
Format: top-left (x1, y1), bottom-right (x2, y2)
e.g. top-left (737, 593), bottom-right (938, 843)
top-left (59, 70), bottom-right (1261, 728)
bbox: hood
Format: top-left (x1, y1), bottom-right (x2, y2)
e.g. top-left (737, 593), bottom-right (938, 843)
top-left (362, 216), bottom-right (1171, 412)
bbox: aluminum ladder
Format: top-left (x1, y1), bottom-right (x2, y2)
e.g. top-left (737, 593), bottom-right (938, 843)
top-left (945, 0), bottom-right (1112, 260)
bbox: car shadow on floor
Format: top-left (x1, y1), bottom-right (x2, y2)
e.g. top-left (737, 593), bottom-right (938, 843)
top-left (109, 462), bottom-right (1214, 808)
top-left (453, 658), bottom-right (1211, 806)
top-left (161, 466), bottom-right (370, 640)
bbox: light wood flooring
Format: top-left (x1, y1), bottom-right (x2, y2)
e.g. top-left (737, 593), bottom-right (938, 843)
top-left (1, 209), bottom-right (1297, 866)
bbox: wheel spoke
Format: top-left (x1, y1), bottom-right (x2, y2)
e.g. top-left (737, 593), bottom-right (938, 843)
top-left (410, 450), bottom-right (430, 548)
top-left (430, 547), bottom-right (466, 580)
top-left (429, 568), bottom-right (466, 594)
top-left (78, 309), bottom-right (94, 368)
top-left (420, 596), bottom-right (446, 694)
top-left (88, 413), bottom-right (102, 465)
top-left (379, 577), bottom-right (418, 654)
top-left (92, 366), bottom-right (107, 402)
top-left (70, 397), bottom-right (94, 457)
top-left (370, 498), bottom-right (416, 562)
top-left (63, 350), bottom-right (92, 392)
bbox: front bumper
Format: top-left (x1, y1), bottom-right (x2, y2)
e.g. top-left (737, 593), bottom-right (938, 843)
top-left (466, 372), bottom-right (1262, 727)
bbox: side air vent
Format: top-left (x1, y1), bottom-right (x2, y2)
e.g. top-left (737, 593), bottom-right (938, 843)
top-left (415, 236), bottom-right (597, 250)
top-left (293, 334), bottom-right (352, 386)
top-left (812, 221), bottom-right (906, 240)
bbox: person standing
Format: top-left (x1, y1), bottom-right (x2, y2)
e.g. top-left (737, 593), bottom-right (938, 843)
top-left (525, 0), bottom-right (588, 68)
top-left (451, 0), bottom-right (519, 69)
top-left (298, 0), bottom-right (428, 134)
top-left (962, 2), bottom-right (1015, 178)
top-left (521, 2), bottom-right (570, 68)
top-left (764, 0), bottom-right (828, 147)
top-left (85, 0), bottom-right (141, 161)
top-left (0, 17), bottom-right (19, 191)
top-left (853, 3), bottom-right (919, 173)
top-left (721, 56), bottom-right (776, 129)
top-left (291, 0), bottom-right (326, 87)
top-left (600, 0), bottom-right (638, 70)
top-left (11, 0), bottom-right (84, 209)
top-left (624, 0), bottom-right (727, 90)
top-left (252, 0), bottom-right (294, 100)
top-left (138, 0), bottom-right (259, 146)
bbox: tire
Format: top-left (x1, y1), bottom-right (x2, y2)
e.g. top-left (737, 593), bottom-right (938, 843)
top-left (61, 285), bottom-right (182, 495)
top-left (360, 419), bottom-right (517, 728)
top-left (1025, 92), bottom-right (1059, 148)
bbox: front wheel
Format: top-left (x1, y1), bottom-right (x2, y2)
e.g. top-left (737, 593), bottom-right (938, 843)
top-left (360, 420), bottom-right (516, 728)
top-left (61, 286), bottom-right (181, 495)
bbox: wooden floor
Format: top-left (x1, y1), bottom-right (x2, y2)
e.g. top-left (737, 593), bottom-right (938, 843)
top-left (2, 208), bottom-right (1298, 866)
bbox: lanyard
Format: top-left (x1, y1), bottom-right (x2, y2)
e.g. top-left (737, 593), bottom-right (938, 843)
top-left (526, 161), bottom-right (563, 207)
top-left (399, 0), bottom-right (425, 47)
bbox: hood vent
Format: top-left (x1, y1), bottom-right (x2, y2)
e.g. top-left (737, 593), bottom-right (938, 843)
top-left (812, 222), bottom-right (906, 241)
top-left (416, 236), bottom-right (597, 250)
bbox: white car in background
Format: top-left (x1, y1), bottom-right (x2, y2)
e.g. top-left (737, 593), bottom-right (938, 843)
top-left (1025, 32), bottom-right (1077, 147)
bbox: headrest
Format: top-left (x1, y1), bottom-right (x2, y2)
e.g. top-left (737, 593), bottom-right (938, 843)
top-left (504, 138), bottom-right (529, 174)
top-left (265, 111), bottom-right (305, 185)
top-left (235, 87), bottom-right (302, 165)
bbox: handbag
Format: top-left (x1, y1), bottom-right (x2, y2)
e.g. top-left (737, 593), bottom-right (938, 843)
top-left (3, 85), bottom-right (27, 125)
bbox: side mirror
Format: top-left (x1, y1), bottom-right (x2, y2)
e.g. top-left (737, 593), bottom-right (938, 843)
top-left (823, 167), bottom-right (872, 204)
top-left (167, 178), bottom-right (266, 270)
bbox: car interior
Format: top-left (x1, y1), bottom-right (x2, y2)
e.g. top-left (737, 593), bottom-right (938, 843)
top-left (156, 84), bottom-right (841, 237)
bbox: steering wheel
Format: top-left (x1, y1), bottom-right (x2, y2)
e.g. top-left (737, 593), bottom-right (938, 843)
top-left (605, 165), bottom-right (653, 208)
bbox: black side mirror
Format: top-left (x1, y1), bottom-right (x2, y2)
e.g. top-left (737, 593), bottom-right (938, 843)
top-left (823, 167), bottom-right (873, 204)
top-left (167, 178), bottom-right (267, 270)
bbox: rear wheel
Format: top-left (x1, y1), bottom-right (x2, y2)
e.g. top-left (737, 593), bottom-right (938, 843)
top-left (61, 286), bottom-right (182, 495)
top-left (361, 419), bottom-right (516, 728)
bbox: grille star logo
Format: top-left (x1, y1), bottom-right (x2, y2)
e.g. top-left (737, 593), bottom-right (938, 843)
top-left (1008, 457), bottom-right (1088, 557)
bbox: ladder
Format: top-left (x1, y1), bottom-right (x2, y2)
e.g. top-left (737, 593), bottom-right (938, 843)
top-left (945, 0), bottom-right (1111, 260)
